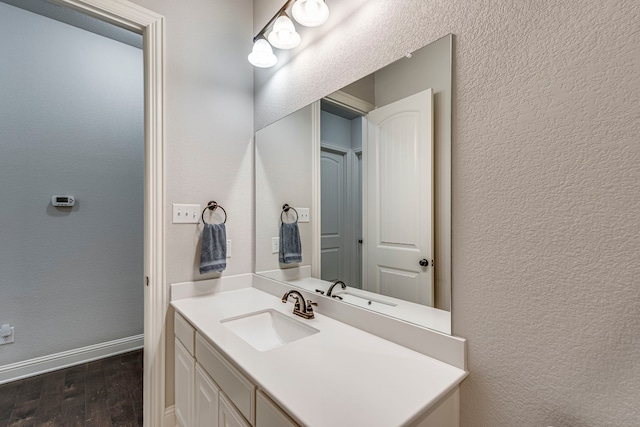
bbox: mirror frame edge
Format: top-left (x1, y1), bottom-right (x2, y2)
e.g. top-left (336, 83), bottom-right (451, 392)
top-left (311, 101), bottom-right (322, 277)
top-left (256, 34), bottom-right (455, 334)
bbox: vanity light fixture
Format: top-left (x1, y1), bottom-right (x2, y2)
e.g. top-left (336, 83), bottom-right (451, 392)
top-left (250, 0), bottom-right (330, 68)
top-left (248, 38), bottom-right (278, 68)
top-left (268, 14), bottom-right (301, 49)
top-left (292, 0), bottom-right (329, 27)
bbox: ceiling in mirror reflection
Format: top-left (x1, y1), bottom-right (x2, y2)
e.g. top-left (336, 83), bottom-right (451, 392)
top-left (255, 34), bottom-right (453, 334)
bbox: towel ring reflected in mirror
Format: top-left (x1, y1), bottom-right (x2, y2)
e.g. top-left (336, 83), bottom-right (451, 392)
top-left (201, 201), bottom-right (227, 224)
top-left (281, 203), bottom-right (298, 223)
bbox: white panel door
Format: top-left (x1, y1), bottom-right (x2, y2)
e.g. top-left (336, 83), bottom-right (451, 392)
top-left (365, 89), bottom-right (434, 305)
top-left (320, 148), bottom-right (347, 281)
top-left (195, 364), bottom-right (219, 427)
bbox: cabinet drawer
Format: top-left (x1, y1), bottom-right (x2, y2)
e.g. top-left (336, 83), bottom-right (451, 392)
top-left (256, 390), bottom-right (298, 427)
top-left (196, 333), bottom-right (256, 425)
top-left (175, 313), bottom-right (196, 356)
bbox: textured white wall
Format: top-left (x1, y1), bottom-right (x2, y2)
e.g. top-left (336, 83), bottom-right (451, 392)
top-left (130, 0), bottom-right (254, 408)
top-left (0, 3), bottom-right (143, 365)
top-left (254, 0), bottom-right (640, 425)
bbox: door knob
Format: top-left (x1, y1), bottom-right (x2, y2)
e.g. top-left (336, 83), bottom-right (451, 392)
top-left (419, 259), bottom-right (429, 267)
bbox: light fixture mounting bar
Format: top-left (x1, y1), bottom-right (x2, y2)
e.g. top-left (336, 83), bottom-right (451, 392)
top-left (253, 0), bottom-right (295, 42)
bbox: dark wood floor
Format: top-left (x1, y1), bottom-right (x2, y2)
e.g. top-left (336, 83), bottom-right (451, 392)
top-left (0, 350), bottom-right (142, 427)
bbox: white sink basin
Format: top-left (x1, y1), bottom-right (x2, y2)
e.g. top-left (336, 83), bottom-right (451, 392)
top-left (221, 309), bottom-right (319, 351)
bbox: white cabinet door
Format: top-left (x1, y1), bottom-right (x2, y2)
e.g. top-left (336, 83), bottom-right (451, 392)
top-left (219, 394), bottom-right (250, 427)
top-left (196, 333), bottom-right (256, 424)
top-left (175, 338), bottom-right (195, 427)
top-left (195, 364), bottom-right (219, 427)
top-left (255, 390), bottom-right (298, 427)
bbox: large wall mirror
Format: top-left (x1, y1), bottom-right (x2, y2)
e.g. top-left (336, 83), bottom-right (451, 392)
top-left (255, 34), bottom-right (453, 334)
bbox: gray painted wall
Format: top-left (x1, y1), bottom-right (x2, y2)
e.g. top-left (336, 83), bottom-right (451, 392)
top-left (321, 110), bottom-right (354, 150)
top-left (253, 0), bottom-right (640, 426)
top-left (0, 3), bottom-right (143, 365)
top-left (1, 0), bottom-right (142, 48)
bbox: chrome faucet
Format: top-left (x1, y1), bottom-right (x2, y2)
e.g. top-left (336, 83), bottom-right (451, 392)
top-left (281, 290), bottom-right (316, 319)
top-left (326, 279), bottom-right (346, 297)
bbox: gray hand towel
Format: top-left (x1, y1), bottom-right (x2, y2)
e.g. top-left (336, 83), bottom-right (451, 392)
top-left (199, 223), bottom-right (227, 273)
top-left (279, 221), bottom-right (302, 264)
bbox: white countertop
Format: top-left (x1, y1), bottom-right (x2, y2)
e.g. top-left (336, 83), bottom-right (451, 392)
top-left (256, 268), bottom-right (451, 334)
top-left (280, 276), bottom-right (452, 334)
top-left (171, 287), bottom-right (467, 427)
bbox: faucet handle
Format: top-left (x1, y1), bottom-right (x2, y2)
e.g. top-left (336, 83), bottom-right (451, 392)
top-left (305, 299), bottom-right (317, 313)
top-left (304, 300), bottom-right (317, 318)
top-left (291, 295), bottom-right (303, 310)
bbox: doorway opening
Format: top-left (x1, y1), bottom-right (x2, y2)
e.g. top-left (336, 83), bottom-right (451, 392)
top-left (0, 0), bottom-right (165, 425)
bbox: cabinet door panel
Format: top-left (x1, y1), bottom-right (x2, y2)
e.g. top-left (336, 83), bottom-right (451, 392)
top-left (219, 394), bottom-right (250, 427)
top-left (175, 338), bottom-right (195, 427)
top-left (195, 364), bottom-right (219, 427)
top-left (196, 333), bottom-right (256, 424)
top-left (256, 390), bottom-right (298, 427)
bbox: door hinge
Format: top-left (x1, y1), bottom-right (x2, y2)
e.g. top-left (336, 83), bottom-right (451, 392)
top-left (145, 276), bottom-right (149, 287)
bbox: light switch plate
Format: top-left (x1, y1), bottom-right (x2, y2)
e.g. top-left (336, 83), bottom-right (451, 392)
top-left (296, 207), bottom-right (310, 222)
top-left (172, 204), bottom-right (201, 224)
top-left (272, 237), bottom-right (279, 254)
top-left (227, 240), bottom-right (232, 258)
top-left (0, 324), bottom-right (14, 345)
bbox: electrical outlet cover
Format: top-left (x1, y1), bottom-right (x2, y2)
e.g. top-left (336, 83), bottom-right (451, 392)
top-left (0, 326), bottom-right (14, 345)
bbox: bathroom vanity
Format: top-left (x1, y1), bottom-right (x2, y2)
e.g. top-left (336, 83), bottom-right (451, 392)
top-left (171, 275), bottom-right (466, 427)
top-left (173, 34), bottom-right (464, 426)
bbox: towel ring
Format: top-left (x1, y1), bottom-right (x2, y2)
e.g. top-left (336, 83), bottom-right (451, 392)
top-left (201, 201), bottom-right (227, 224)
top-left (281, 204), bottom-right (298, 223)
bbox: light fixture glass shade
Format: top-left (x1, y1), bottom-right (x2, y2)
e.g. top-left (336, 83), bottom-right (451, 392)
top-left (267, 15), bottom-right (301, 49)
top-left (292, 0), bottom-right (329, 27)
top-left (248, 39), bottom-right (277, 68)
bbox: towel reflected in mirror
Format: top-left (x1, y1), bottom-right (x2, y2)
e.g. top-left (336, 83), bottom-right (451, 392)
top-left (279, 221), bottom-right (302, 264)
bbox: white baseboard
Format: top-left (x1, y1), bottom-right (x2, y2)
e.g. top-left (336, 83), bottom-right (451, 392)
top-left (0, 334), bottom-right (144, 385)
top-left (164, 405), bottom-right (176, 427)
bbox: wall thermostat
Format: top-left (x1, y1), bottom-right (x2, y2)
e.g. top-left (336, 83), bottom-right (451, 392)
top-left (51, 195), bottom-right (75, 207)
